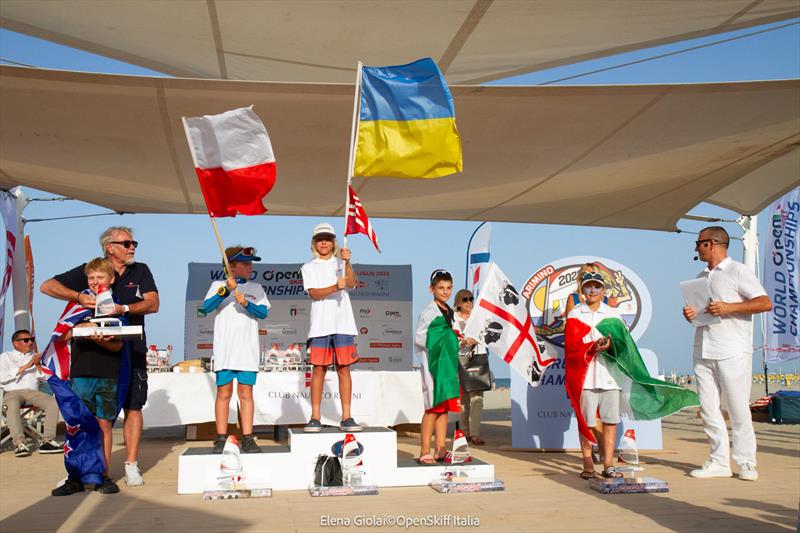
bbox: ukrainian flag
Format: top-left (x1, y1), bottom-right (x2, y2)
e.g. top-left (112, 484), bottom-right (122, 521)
top-left (353, 58), bottom-right (463, 179)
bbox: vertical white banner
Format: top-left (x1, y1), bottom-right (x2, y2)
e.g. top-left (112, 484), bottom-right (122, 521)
top-left (467, 222), bottom-right (491, 298)
top-left (764, 187), bottom-right (800, 363)
top-left (0, 189), bottom-right (18, 348)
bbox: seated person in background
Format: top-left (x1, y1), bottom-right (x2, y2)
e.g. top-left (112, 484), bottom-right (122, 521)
top-left (201, 246), bottom-right (269, 454)
top-left (0, 329), bottom-right (63, 457)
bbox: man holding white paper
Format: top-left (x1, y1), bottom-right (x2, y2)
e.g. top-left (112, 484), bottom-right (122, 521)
top-left (682, 226), bottom-right (772, 481)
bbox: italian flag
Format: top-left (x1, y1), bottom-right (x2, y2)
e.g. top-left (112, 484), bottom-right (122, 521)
top-left (415, 301), bottom-right (461, 410)
top-left (565, 316), bottom-right (699, 444)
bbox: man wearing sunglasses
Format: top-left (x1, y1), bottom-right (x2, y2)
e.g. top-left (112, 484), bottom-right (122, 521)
top-left (682, 226), bottom-right (772, 482)
top-left (41, 226), bottom-right (159, 486)
top-left (0, 329), bottom-right (62, 457)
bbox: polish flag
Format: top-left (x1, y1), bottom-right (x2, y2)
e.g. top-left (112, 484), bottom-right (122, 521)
top-left (345, 186), bottom-right (381, 252)
top-left (182, 106), bottom-right (276, 217)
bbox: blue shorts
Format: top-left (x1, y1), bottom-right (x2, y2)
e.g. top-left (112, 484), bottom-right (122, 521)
top-left (71, 376), bottom-right (119, 420)
top-left (216, 369), bottom-right (257, 387)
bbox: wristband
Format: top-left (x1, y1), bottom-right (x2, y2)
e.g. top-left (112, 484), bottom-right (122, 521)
top-left (216, 285), bottom-right (229, 297)
top-left (123, 305), bottom-right (130, 314)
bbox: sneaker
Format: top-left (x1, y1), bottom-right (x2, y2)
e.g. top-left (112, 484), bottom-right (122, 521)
top-left (240, 435), bottom-right (262, 454)
top-left (124, 461), bottom-right (144, 486)
top-left (739, 464), bottom-right (759, 481)
top-left (339, 418), bottom-right (362, 432)
top-left (38, 440), bottom-right (64, 454)
top-left (212, 435), bottom-right (227, 454)
top-left (14, 442), bottom-right (31, 457)
top-left (690, 460), bottom-right (732, 478)
top-left (304, 419), bottom-right (322, 433)
top-left (95, 475), bottom-right (120, 494)
top-left (51, 478), bottom-right (84, 497)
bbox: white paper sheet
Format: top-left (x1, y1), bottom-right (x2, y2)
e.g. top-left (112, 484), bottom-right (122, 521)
top-left (679, 278), bottom-right (721, 327)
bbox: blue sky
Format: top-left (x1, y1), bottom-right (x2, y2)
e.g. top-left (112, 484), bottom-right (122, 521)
top-left (1, 19), bottom-right (799, 377)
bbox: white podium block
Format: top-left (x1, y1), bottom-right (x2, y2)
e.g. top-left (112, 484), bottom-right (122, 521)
top-left (178, 444), bottom-right (289, 494)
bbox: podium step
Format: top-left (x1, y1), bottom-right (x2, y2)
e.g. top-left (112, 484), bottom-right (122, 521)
top-left (178, 427), bottom-right (496, 494)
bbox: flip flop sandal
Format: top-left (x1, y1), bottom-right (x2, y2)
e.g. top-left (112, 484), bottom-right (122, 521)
top-left (416, 454), bottom-right (437, 465)
top-left (579, 470), bottom-right (598, 480)
top-left (602, 466), bottom-right (623, 478)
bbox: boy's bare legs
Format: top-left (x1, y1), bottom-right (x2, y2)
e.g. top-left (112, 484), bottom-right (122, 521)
top-left (215, 382), bottom-right (234, 434)
top-left (580, 433), bottom-right (596, 473)
top-left (237, 383), bottom-right (254, 435)
top-left (601, 423), bottom-right (618, 470)
top-left (420, 412), bottom-right (437, 457)
top-left (123, 409), bottom-right (142, 463)
top-left (434, 413), bottom-right (448, 458)
top-left (336, 365), bottom-right (352, 421)
top-left (98, 418), bottom-right (112, 474)
top-left (310, 365), bottom-right (327, 420)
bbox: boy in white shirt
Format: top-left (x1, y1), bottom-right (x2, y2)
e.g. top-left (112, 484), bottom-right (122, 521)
top-left (201, 246), bottom-right (270, 453)
top-left (565, 271), bottom-right (624, 479)
top-left (300, 223), bottom-right (361, 433)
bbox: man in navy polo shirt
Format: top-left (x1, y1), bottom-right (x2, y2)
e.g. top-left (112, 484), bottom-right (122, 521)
top-left (41, 226), bottom-right (159, 487)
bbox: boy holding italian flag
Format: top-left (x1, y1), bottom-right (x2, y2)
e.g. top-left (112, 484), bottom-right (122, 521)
top-left (565, 269), bottom-right (699, 479)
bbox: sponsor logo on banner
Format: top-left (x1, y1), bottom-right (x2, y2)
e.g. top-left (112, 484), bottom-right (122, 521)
top-left (523, 257), bottom-right (650, 347)
top-left (382, 328), bottom-right (402, 336)
top-left (370, 342), bottom-right (402, 349)
top-left (359, 327), bottom-right (369, 335)
top-left (359, 357), bottom-right (380, 363)
top-left (198, 343), bottom-right (212, 349)
top-left (385, 311), bottom-right (401, 318)
top-left (259, 329), bottom-right (268, 336)
top-left (359, 308), bottom-right (371, 317)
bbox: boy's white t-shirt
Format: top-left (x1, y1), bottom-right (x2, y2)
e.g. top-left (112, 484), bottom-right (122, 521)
top-left (301, 256), bottom-right (358, 338)
top-left (204, 280), bottom-right (270, 372)
top-left (567, 301), bottom-right (622, 391)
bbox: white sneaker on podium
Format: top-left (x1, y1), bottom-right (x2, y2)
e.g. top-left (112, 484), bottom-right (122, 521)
top-left (690, 460), bottom-right (732, 479)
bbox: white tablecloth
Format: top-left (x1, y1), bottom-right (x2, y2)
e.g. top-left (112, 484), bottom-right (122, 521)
top-left (140, 371), bottom-right (424, 428)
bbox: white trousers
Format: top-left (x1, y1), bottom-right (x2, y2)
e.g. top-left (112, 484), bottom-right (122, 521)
top-left (693, 354), bottom-right (756, 467)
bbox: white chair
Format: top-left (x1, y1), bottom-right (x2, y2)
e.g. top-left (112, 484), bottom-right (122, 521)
top-left (0, 387), bottom-right (46, 449)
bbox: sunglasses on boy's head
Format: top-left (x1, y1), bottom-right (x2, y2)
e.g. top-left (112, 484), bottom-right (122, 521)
top-left (109, 240), bottom-right (139, 249)
top-left (580, 272), bottom-right (604, 284)
top-left (430, 269), bottom-right (452, 284)
top-left (461, 296), bottom-right (474, 302)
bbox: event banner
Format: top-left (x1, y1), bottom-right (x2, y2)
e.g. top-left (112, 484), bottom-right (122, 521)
top-left (511, 256), bottom-right (661, 449)
top-left (184, 263), bottom-right (412, 370)
top-left (764, 187), bottom-right (800, 363)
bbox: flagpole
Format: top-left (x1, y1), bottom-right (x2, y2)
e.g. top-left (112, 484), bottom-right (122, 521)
top-left (181, 117), bottom-right (232, 276)
top-left (343, 61), bottom-right (364, 248)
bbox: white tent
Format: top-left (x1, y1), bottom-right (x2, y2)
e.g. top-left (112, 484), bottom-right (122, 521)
top-left (1, 0), bottom-right (798, 83)
top-left (1, 66), bottom-right (798, 231)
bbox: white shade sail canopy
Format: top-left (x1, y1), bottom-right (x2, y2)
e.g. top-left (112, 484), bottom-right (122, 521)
top-left (0, 66), bottom-right (798, 231)
top-left (1, 0), bottom-right (798, 84)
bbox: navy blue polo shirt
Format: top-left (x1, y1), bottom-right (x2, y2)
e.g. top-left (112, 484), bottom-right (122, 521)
top-left (54, 262), bottom-right (158, 369)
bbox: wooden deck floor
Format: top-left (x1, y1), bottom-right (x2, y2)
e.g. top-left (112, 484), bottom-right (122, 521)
top-left (1, 410), bottom-right (797, 532)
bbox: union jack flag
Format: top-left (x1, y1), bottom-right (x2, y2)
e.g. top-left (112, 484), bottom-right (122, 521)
top-left (41, 297), bottom-right (130, 485)
top-left (40, 301), bottom-right (93, 380)
top-left (345, 186), bottom-right (381, 253)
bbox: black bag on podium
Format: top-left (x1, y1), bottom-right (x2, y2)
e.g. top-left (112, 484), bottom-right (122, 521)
top-left (313, 454), bottom-right (343, 486)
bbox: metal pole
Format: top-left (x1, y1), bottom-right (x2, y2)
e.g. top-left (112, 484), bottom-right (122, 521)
top-left (11, 188), bottom-right (31, 331)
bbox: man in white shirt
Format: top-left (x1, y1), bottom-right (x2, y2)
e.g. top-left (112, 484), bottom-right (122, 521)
top-left (683, 226), bottom-right (772, 481)
top-left (0, 329), bottom-right (62, 457)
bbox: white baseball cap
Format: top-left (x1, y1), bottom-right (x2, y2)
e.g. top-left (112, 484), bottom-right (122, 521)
top-left (312, 222), bottom-right (336, 239)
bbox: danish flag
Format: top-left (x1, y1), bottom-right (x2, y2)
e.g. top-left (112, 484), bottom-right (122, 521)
top-left (345, 186), bottom-right (381, 252)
